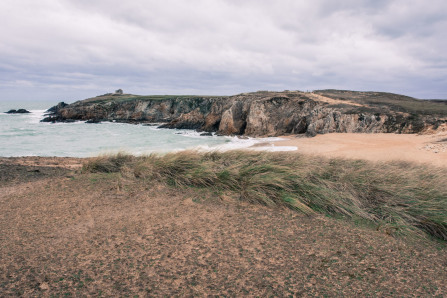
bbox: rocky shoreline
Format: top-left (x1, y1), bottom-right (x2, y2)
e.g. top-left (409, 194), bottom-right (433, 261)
top-left (42, 90), bottom-right (447, 137)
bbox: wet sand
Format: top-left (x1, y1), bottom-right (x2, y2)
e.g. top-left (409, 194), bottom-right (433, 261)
top-left (270, 132), bottom-right (447, 167)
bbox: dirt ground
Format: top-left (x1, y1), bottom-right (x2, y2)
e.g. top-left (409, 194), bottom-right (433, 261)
top-left (1, 156), bottom-right (446, 296)
top-left (270, 132), bottom-right (447, 167)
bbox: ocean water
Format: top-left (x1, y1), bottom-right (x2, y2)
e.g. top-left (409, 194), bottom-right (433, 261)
top-left (0, 101), bottom-right (295, 157)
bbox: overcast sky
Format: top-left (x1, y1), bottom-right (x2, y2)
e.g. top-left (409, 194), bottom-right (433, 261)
top-left (1, 0), bottom-right (446, 101)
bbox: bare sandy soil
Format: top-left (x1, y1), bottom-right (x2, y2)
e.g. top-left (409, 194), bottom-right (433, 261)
top-left (270, 132), bottom-right (447, 167)
top-left (1, 156), bottom-right (446, 296)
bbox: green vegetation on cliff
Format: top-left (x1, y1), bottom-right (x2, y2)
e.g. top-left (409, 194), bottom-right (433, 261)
top-left (315, 89), bottom-right (447, 117)
top-left (81, 94), bottom-right (228, 105)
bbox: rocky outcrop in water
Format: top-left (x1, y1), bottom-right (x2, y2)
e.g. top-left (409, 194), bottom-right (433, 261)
top-left (6, 109), bottom-right (30, 114)
top-left (42, 91), bottom-right (447, 137)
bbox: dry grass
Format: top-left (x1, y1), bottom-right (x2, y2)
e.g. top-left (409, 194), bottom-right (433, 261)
top-left (83, 151), bottom-right (447, 241)
top-left (82, 152), bottom-right (134, 173)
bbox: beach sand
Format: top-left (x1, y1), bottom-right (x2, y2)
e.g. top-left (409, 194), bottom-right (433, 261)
top-left (267, 132), bottom-right (447, 167)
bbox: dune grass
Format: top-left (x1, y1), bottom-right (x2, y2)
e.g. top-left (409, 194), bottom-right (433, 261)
top-left (83, 151), bottom-right (447, 241)
top-left (82, 152), bottom-right (133, 173)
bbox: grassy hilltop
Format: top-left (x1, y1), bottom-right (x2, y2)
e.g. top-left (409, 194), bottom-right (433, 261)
top-left (78, 93), bottom-right (228, 105)
top-left (314, 89), bottom-right (447, 117)
top-left (79, 89), bottom-right (447, 117)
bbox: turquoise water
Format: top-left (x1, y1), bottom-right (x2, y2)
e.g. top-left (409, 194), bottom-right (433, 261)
top-left (0, 101), bottom-right (235, 157)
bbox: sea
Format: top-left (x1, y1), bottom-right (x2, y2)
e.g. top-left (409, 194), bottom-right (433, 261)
top-left (0, 100), bottom-right (296, 157)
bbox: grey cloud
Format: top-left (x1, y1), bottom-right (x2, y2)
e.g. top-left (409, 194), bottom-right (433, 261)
top-left (0, 0), bottom-right (446, 101)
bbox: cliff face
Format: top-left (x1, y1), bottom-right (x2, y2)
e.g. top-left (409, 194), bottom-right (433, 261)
top-left (42, 91), bottom-right (447, 137)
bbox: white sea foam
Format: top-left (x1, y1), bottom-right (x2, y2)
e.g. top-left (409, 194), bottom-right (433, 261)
top-left (249, 145), bottom-right (298, 152)
top-left (189, 136), bottom-right (297, 152)
top-left (28, 110), bottom-right (47, 123)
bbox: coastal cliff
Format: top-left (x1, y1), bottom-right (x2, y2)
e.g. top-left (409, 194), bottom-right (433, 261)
top-left (42, 90), bottom-right (447, 137)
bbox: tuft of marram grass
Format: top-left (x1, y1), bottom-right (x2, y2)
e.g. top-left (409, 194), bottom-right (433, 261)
top-left (82, 152), bottom-right (134, 173)
top-left (83, 150), bottom-right (447, 241)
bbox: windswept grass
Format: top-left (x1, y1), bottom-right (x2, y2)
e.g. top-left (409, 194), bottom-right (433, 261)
top-left (83, 151), bottom-right (447, 241)
top-left (82, 152), bottom-right (134, 173)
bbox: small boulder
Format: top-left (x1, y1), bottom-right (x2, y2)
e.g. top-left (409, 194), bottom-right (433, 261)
top-left (200, 132), bottom-right (213, 136)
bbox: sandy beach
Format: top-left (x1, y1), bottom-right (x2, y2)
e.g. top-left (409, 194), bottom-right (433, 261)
top-left (267, 132), bottom-right (447, 167)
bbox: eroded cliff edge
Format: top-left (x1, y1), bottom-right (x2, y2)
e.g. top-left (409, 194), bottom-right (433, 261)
top-left (42, 90), bottom-right (447, 137)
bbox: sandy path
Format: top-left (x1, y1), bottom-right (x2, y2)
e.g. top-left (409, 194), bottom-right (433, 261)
top-left (269, 132), bottom-right (447, 167)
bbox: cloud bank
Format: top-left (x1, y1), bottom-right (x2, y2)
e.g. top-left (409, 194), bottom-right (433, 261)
top-left (1, 0), bottom-right (446, 101)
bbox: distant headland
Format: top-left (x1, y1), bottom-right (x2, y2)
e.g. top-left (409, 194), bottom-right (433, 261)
top-left (42, 89), bottom-right (447, 137)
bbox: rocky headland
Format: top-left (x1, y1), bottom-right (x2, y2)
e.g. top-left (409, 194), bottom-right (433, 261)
top-left (42, 90), bottom-right (447, 137)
